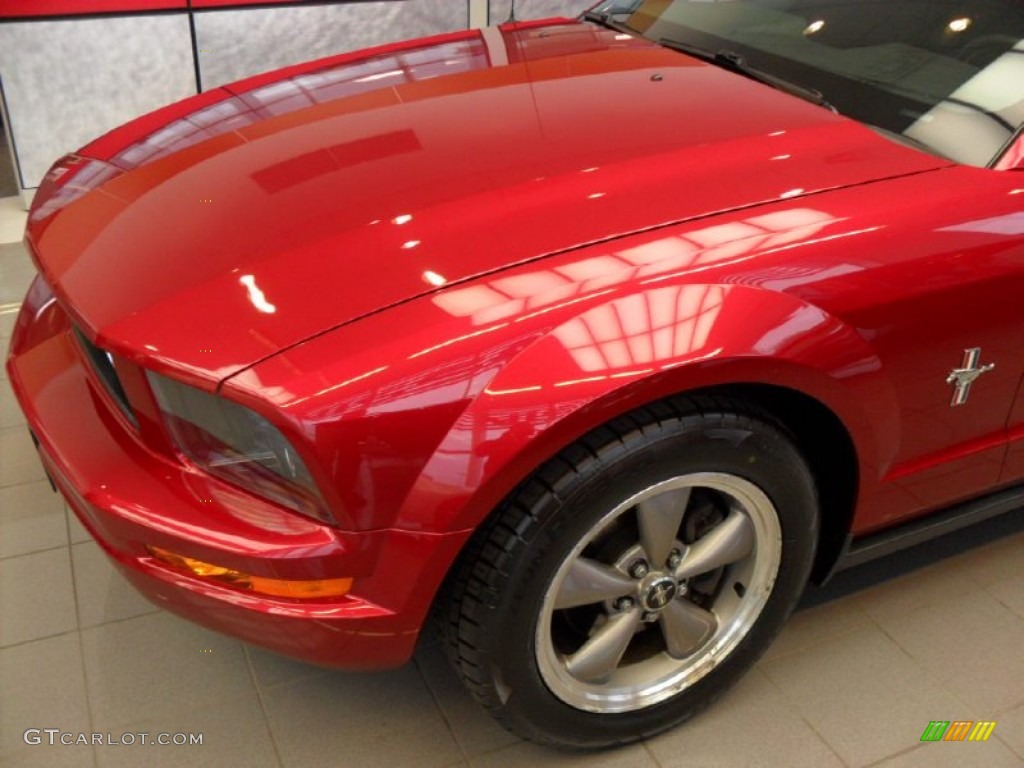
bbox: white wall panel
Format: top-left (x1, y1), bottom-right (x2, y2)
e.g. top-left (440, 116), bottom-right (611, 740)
top-left (196, 1), bottom-right (470, 90)
top-left (488, 0), bottom-right (593, 24)
top-left (0, 15), bottom-right (195, 188)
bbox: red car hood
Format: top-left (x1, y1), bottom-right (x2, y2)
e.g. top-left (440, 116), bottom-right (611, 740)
top-left (26, 20), bottom-right (946, 386)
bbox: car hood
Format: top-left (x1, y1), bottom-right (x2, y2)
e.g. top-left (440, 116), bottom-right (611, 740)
top-left (26, 20), bottom-right (947, 386)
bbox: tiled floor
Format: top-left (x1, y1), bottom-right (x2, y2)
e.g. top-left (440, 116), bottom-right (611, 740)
top-left (0, 197), bottom-right (26, 247)
top-left (1, 207), bottom-right (1023, 767)
top-left (0, 124), bottom-right (17, 199)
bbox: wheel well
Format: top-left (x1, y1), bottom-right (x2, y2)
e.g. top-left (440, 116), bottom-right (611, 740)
top-left (429, 383), bottom-right (858, 641)
top-left (710, 383), bottom-right (858, 584)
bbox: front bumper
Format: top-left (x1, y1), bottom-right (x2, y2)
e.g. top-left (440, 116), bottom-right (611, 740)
top-left (5, 277), bottom-right (468, 668)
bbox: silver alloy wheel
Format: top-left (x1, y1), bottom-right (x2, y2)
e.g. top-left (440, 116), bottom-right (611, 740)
top-left (535, 472), bottom-right (782, 713)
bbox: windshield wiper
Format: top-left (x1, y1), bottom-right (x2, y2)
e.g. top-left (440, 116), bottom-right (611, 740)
top-left (581, 8), bottom-right (637, 35)
top-left (658, 38), bottom-right (836, 113)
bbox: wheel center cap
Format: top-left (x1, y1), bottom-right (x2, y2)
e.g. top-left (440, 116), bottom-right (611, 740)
top-left (640, 574), bottom-right (678, 612)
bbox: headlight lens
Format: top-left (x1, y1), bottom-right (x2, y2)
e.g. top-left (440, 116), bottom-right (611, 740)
top-left (147, 371), bottom-right (332, 524)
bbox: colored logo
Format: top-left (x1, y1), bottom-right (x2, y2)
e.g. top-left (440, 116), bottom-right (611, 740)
top-left (920, 721), bottom-right (996, 742)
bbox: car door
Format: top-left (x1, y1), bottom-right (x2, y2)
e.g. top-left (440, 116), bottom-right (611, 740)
top-left (996, 131), bottom-right (1024, 484)
top-left (857, 166), bottom-right (1024, 527)
top-left (772, 150), bottom-right (1024, 532)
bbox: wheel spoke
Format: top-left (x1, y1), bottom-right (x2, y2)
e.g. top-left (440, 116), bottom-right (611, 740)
top-left (565, 607), bottom-right (642, 683)
top-left (659, 599), bottom-right (717, 658)
top-left (636, 487), bottom-right (691, 566)
top-left (673, 510), bottom-right (754, 580)
top-left (554, 557), bottom-right (636, 610)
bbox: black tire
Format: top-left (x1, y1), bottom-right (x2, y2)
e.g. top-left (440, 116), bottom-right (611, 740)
top-left (443, 395), bottom-right (819, 748)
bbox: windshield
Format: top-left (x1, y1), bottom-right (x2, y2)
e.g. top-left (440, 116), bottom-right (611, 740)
top-left (591, 0), bottom-right (1024, 167)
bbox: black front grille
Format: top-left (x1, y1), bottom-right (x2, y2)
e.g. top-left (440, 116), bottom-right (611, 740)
top-left (73, 327), bottom-right (137, 427)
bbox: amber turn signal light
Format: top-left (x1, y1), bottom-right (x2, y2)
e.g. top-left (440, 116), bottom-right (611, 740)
top-left (148, 546), bottom-right (352, 599)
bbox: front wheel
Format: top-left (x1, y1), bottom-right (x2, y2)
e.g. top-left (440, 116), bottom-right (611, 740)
top-left (444, 398), bottom-right (819, 748)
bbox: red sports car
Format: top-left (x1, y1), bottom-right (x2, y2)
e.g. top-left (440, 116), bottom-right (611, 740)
top-left (7, 0), bottom-right (1024, 748)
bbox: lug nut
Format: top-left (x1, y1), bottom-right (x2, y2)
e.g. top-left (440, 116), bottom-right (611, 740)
top-left (629, 560), bottom-right (649, 578)
top-left (666, 549), bottom-right (682, 569)
top-left (615, 597), bottom-right (635, 611)
top-left (642, 611), bottom-right (658, 623)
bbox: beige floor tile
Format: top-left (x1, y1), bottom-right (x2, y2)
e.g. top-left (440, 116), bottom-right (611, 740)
top-left (0, 377), bottom-right (25, 429)
top-left (0, 309), bottom-right (19, 342)
top-left (0, 426), bottom-right (46, 487)
top-left (986, 573), bottom-right (1024, 620)
top-left (468, 741), bottom-right (657, 768)
top-left (846, 558), bottom-right (982, 625)
top-left (67, 508), bottom-right (94, 544)
top-left (0, 195), bottom-right (27, 219)
top-left (761, 595), bottom-right (872, 662)
top-left (872, 738), bottom-right (1022, 768)
top-left (0, 479), bottom-right (67, 559)
top-left (244, 644), bottom-right (328, 690)
top-left (992, 703), bottom-right (1024, 760)
top-left (877, 590), bottom-right (1024, 713)
top-left (0, 243), bottom-right (34, 304)
top-left (0, 199), bottom-right (27, 246)
top-left (263, 667), bottom-right (462, 768)
top-left (0, 633), bottom-right (92, 766)
top-left (0, 547), bottom-right (77, 646)
top-left (414, 644), bottom-right (520, 758)
top-left (947, 530), bottom-right (1024, 586)
top-left (82, 612), bottom-right (256, 730)
top-left (647, 669), bottom-right (842, 768)
top-left (0, 746), bottom-right (96, 767)
top-left (761, 626), bottom-right (962, 767)
top-left (70, 542), bottom-right (161, 628)
top-left (0, 218), bottom-right (26, 247)
top-left (93, 693), bottom-right (279, 768)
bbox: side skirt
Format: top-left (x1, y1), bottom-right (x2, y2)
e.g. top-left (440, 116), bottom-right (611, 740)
top-left (820, 484), bottom-right (1024, 582)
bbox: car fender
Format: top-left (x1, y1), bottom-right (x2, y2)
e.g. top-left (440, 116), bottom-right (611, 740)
top-left (400, 282), bottom-right (898, 535)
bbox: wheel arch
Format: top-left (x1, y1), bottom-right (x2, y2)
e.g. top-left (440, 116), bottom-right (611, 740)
top-left (427, 381), bottom-right (858, 630)
top-left (705, 383), bottom-right (858, 584)
top-left (405, 283), bottom-right (889, 632)
top-left (408, 283), bottom-right (886, 541)
top-left (430, 385), bottom-right (846, 746)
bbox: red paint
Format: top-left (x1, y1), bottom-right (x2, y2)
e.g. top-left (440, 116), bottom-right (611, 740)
top-left (0, 1), bottom-right (185, 18)
top-left (995, 134), bottom-right (1024, 171)
top-left (187, 0), bottom-right (418, 7)
top-left (27, 26), bottom-right (944, 388)
top-left (0, 0), bottom-right (415, 19)
top-left (7, 20), bottom-right (1024, 667)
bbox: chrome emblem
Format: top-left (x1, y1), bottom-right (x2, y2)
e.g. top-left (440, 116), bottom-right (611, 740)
top-left (946, 348), bottom-right (994, 406)
top-left (642, 577), bottom-right (678, 611)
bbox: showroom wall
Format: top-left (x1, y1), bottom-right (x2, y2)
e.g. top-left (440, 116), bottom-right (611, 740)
top-left (0, 12), bottom-right (196, 196)
top-left (0, 0), bottom-right (594, 199)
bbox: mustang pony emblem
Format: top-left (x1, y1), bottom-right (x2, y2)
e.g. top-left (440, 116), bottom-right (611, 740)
top-left (643, 577), bottom-right (679, 611)
top-left (946, 348), bottom-right (995, 406)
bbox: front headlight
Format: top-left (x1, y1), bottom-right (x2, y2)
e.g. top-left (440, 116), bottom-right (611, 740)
top-left (146, 371), bottom-right (332, 524)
